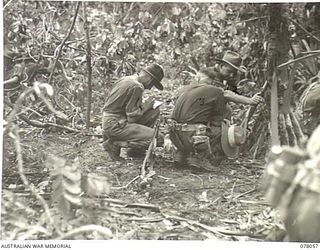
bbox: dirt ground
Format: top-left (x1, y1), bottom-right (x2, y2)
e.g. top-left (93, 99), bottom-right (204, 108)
top-left (2, 127), bottom-right (284, 241)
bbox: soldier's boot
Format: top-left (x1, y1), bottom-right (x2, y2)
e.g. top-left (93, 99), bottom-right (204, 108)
top-left (187, 157), bottom-right (214, 171)
top-left (173, 151), bottom-right (188, 167)
top-left (127, 148), bottom-right (146, 158)
top-left (187, 154), bottom-right (220, 171)
top-left (102, 139), bottom-right (125, 161)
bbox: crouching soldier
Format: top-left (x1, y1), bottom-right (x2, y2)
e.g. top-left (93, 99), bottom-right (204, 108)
top-left (102, 64), bottom-right (164, 161)
top-left (263, 125), bottom-right (320, 242)
top-left (169, 81), bottom-right (264, 171)
top-left (300, 76), bottom-right (320, 136)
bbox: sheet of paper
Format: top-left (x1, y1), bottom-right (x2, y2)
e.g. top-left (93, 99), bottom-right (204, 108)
top-left (153, 100), bottom-right (163, 109)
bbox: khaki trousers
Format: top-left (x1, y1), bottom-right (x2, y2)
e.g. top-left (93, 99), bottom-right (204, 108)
top-left (102, 108), bottom-right (162, 150)
top-left (169, 124), bottom-right (225, 166)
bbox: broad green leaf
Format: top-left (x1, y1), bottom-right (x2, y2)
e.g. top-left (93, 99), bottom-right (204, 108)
top-left (63, 170), bottom-right (81, 182)
top-left (56, 196), bottom-right (72, 218)
top-left (86, 173), bottom-right (110, 196)
top-left (62, 179), bottom-right (82, 195)
top-left (64, 192), bottom-right (82, 206)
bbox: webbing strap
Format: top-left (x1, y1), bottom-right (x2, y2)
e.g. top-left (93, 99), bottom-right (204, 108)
top-left (168, 120), bottom-right (205, 132)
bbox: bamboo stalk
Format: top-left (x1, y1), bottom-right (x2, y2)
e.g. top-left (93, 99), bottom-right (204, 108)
top-left (279, 113), bottom-right (289, 145)
top-left (270, 71), bottom-right (280, 145)
top-left (249, 121), bottom-right (263, 154)
top-left (282, 63), bottom-right (297, 113)
top-left (253, 125), bottom-right (266, 159)
top-left (285, 113), bottom-right (297, 146)
top-left (289, 111), bottom-right (306, 143)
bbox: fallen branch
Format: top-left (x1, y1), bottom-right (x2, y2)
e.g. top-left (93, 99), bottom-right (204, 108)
top-left (5, 98), bottom-right (102, 137)
top-left (124, 217), bottom-right (164, 223)
top-left (212, 228), bottom-right (265, 239)
top-left (234, 187), bottom-right (256, 199)
top-left (35, 88), bottom-right (68, 121)
top-left (162, 213), bottom-right (264, 239)
top-left (239, 200), bottom-right (272, 206)
top-left (226, 181), bottom-right (237, 200)
top-left (18, 114), bottom-right (79, 132)
top-left (4, 84), bottom-right (68, 124)
top-left (111, 175), bottom-right (140, 190)
top-left (100, 207), bottom-right (142, 217)
top-left (101, 198), bottom-right (128, 205)
top-left (56, 225), bottom-right (113, 240)
top-left (162, 213), bottom-right (227, 238)
top-left (101, 198), bottom-right (161, 212)
top-left (124, 203), bottom-right (160, 212)
top-left (157, 175), bottom-right (170, 181)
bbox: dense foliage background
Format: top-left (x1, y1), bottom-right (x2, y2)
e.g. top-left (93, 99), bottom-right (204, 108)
top-left (4, 1), bottom-right (319, 132)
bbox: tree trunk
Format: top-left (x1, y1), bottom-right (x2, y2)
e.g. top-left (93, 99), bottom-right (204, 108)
top-left (83, 2), bottom-right (93, 130)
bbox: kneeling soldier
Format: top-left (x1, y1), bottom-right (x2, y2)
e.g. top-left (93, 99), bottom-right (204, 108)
top-left (300, 78), bottom-right (320, 136)
top-left (102, 64), bottom-right (164, 161)
top-left (169, 82), bottom-right (263, 171)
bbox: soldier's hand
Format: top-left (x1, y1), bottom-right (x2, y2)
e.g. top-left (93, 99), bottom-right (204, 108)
top-left (250, 94), bottom-right (264, 105)
top-left (143, 97), bottom-right (155, 110)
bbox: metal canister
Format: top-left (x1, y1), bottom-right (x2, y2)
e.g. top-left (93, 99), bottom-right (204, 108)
top-left (263, 146), bottom-right (306, 206)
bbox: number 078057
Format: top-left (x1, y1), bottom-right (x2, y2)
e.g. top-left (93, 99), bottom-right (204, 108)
top-left (300, 244), bottom-right (319, 248)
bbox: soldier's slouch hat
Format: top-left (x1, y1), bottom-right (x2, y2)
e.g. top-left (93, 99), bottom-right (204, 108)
top-left (217, 51), bottom-right (247, 73)
top-left (221, 120), bottom-right (246, 158)
top-left (142, 63), bottom-right (164, 90)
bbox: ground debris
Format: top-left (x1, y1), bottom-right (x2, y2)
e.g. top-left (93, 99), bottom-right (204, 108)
top-left (2, 132), bottom-right (283, 240)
